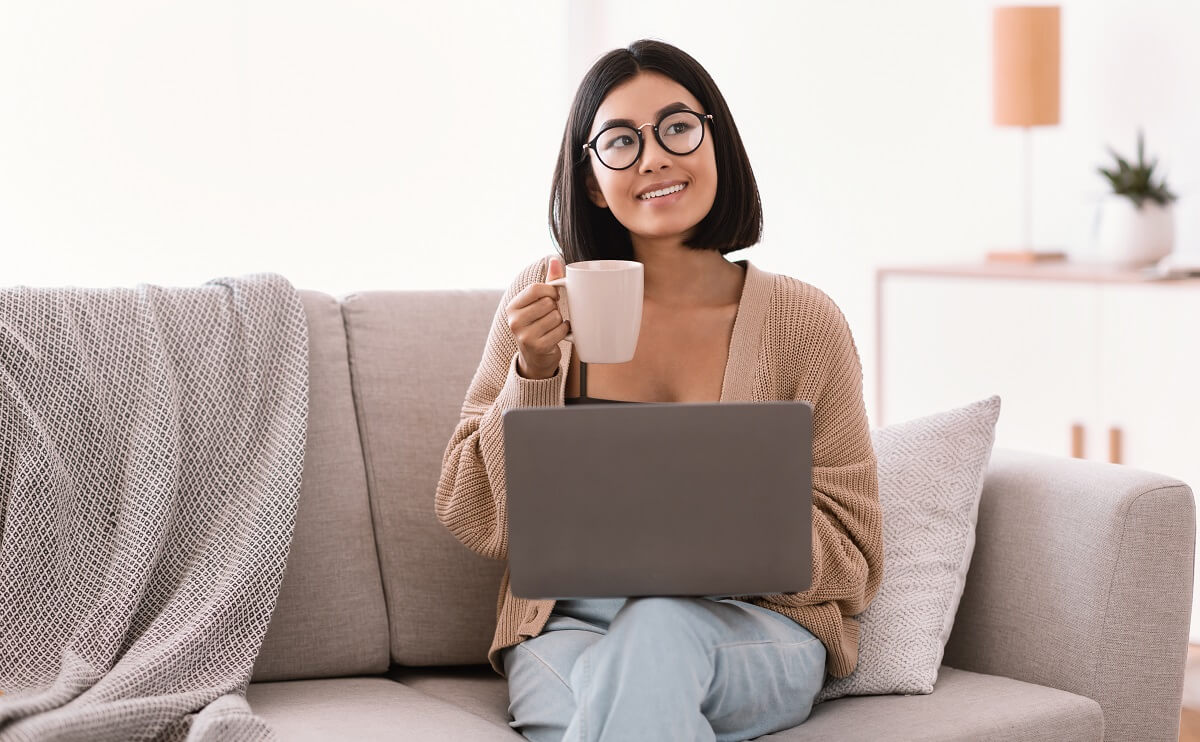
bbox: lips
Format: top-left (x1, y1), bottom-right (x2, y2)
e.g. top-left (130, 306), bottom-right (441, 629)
top-left (637, 182), bottom-right (688, 201)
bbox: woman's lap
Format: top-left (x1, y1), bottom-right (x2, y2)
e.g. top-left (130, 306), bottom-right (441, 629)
top-left (503, 597), bottom-right (826, 742)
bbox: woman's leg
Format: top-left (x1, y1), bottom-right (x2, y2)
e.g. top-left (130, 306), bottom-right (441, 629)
top-left (503, 617), bottom-right (605, 742)
top-left (562, 596), bottom-right (826, 742)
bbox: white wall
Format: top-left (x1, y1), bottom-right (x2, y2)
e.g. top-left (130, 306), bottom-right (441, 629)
top-left (3, 0), bottom-right (1198, 424)
top-left (0, 0), bottom-right (569, 293)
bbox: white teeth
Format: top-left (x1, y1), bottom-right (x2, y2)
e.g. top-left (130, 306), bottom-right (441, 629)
top-left (639, 183), bottom-right (686, 200)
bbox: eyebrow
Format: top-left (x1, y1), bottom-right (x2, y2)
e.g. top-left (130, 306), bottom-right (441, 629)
top-left (595, 101), bottom-right (693, 133)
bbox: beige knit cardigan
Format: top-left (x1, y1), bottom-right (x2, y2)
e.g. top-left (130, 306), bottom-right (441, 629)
top-left (436, 255), bottom-right (882, 679)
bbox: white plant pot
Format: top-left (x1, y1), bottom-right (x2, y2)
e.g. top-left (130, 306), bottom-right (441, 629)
top-left (1094, 197), bottom-right (1175, 266)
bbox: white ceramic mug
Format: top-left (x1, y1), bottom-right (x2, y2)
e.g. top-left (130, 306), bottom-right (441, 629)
top-left (547, 259), bottom-right (643, 364)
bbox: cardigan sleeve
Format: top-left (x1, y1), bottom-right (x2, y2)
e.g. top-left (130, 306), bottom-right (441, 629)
top-left (435, 255), bottom-right (567, 561)
top-left (757, 293), bottom-right (883, 617)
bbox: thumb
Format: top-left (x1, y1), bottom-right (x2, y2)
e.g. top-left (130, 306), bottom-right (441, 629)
top-left (547, 256), bottom-right (565, 281)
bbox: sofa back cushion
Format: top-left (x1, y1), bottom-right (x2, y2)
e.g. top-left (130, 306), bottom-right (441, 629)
top-left (251, 290), bottom-right (391, 681)
top-left (341, 290), bottom-right (506, 666)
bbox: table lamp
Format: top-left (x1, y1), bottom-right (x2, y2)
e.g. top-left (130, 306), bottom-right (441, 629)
top-left (988, 5), bottom-right (1065, 262)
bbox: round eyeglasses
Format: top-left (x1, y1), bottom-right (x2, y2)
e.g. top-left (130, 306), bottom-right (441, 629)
top-left (581, 109), bottom-right (714, 171)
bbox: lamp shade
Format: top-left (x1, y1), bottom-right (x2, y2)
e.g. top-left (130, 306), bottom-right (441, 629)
top-left (993, 6), bottom-right (1060, 127)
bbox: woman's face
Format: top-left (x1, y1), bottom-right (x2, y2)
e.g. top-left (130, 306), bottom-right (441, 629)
top-left (584, 71), bottom-right (718, 245)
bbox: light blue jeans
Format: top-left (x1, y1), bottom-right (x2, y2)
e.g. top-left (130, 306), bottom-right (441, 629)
top-left (501, 596), bottom-right (827, 742)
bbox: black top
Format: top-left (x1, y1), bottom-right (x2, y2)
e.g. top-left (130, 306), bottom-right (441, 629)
top-left (564, 361), bottom-right (643, 405)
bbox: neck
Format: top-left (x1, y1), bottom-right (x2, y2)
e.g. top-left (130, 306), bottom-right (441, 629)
top-left (630, 234), bottom-right (745, 308)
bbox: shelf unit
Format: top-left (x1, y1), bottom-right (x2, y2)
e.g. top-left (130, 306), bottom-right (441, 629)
top-left (875, 261), bottom-right (1200, 639)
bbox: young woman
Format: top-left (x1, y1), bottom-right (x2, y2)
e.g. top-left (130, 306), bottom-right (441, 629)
top-left (436, 39), bottom-right (881, 741)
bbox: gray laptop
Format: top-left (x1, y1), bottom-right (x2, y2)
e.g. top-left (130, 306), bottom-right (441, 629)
top-left (502, 401), bottom-right (812, 600)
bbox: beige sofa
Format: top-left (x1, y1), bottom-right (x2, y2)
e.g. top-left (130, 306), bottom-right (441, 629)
top-left (245, 289), bottom-right (1195, 741)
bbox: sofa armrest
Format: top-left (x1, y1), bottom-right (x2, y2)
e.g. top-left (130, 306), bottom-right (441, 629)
top-left (943, 448), bottom-right (1194, 742)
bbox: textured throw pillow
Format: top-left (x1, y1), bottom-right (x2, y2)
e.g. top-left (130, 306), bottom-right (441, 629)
top-left (816, 395), bottom-right (1001, 702)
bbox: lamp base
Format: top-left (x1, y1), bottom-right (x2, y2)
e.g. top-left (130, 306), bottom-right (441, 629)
top-left (985, 248), bottom-right (1068, 263)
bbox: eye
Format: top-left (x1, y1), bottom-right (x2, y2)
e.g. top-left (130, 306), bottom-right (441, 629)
top-left (599, 130), bottom-right (637, 151)
top-left (665, 122), bottom-right (693, 136)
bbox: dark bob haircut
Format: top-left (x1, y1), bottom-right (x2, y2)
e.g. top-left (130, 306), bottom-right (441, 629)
top-left (549, 39), bottom-right (763, 262)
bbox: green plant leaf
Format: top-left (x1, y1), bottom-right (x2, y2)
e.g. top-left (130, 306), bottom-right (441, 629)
top-left (1097, 130), bottom-right (1174, 206)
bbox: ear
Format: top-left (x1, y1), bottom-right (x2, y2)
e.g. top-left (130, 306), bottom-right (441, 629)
top-left (585, 171), bottom-right (608, 209)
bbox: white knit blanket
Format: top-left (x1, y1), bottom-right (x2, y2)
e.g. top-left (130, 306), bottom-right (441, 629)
top-left (0, 274), bottom-right (308, 741)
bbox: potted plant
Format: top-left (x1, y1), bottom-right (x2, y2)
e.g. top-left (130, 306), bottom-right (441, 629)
top-left (1094, 129), bottom-right (1178, 266)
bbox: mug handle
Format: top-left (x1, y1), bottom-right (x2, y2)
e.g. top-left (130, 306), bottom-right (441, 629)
top-left (545, 277), bottom-right (573, 341)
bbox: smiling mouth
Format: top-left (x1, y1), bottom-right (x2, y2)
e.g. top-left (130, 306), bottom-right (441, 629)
top-left (638, 183), bottom-right (687, 200)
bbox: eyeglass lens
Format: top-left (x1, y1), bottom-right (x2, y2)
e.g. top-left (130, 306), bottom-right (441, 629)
top-left (594, 111), bottom-right (705, 170)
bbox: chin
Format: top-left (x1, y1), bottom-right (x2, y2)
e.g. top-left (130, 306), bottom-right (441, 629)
top-left (643, 222), bottom-right (705, 240)
top-left (620, 212), bottom-right (703, 236)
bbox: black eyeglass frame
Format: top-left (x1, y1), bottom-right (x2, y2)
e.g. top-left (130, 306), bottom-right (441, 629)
top-left (580, 110), bottom-right (715, 171)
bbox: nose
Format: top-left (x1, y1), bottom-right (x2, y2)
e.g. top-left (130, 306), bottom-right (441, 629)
top-left (636, 125), bottom-right (672, 173)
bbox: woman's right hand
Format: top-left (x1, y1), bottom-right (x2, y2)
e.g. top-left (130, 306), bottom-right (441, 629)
top-left (506, 257), bottom-right (570, 379)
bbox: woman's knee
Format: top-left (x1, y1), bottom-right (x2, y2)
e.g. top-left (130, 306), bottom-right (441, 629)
top-left (609, 596), bottom-right (719, 645)
top-left (616, 596), bottom-right (698, 622)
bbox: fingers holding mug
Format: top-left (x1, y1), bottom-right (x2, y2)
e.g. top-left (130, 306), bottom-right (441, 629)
top-left (505, 259), bottom-right (573, 379)
top-left (544, 276), bottom-right (572, 339)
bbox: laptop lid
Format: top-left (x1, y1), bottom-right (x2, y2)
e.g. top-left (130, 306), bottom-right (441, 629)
top-left (503, 401), bottom-right (812, 600)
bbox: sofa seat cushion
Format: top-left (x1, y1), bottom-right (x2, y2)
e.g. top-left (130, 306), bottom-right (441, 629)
top-left (387, 665), bottom-right (1103, 742)
top-left (387, 665), bottom-right (514, 728)
top-left (245, 677), bottom-right (519, 741)
top-left (249, 666), bottom-right (1102, 741)
top-left (766, 667), bottom-right (1103, 741)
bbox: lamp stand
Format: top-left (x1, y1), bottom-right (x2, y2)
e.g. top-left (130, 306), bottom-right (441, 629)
top-left (987, 126), bottom-right (1067, 263)
top-left (1022, 125), bottom-right (1032, 249)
